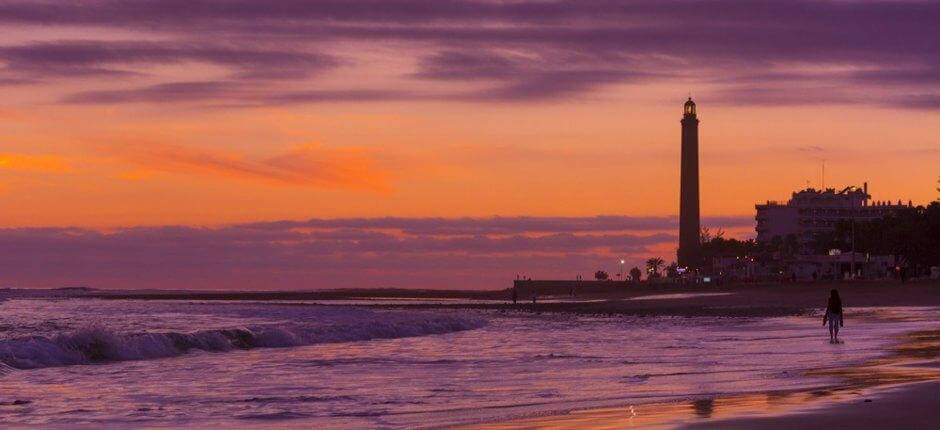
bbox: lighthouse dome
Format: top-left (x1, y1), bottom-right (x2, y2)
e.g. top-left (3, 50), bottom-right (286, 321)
top-left (684, 97), bottom-right (696, 116)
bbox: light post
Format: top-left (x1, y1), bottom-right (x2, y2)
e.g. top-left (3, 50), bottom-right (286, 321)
top-left (620, 259), bottom-right (625, 281)
top-left (851, 216), bottom-right (856, 279)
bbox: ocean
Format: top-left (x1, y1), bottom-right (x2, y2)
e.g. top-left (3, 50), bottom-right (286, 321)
top-left (0, 292), bottom-right (936, 429)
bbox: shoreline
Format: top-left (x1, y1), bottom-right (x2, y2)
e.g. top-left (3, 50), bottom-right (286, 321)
top-left (458, 328), bottom-right (940, 429)
top-left (4, 280), bottom-right (937, 319)
top-left (3, 287), bottom-right (938, 428)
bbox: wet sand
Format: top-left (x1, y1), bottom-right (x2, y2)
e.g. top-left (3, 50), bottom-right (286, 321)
top-left (680, 379), bottom-right (940, 429)
top-left (71, 279), bottom-right (940, 318)
top-left (682, 329), bottom-right (940, 429)
top-left (461, 329), bottom-right (940, 429)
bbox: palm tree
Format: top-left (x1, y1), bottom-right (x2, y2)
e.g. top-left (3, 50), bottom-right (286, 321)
top-left (665, 261), bottom-right (679, 278)
top-left (629, 267), bottom-right (642, 282)
top-left (645, 257), bottom-right (665, 278)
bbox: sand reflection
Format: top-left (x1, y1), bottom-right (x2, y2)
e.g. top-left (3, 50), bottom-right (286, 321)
top-left (462, 329), bottom-right (940, 429)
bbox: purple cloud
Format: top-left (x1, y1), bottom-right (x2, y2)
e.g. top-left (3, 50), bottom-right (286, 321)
top-left (63, 81), bottom-right (237, 104)
top-left (0, 40), bottom-right (336, 85)
top-left (887, 95), bottom-right (940, 110)
top-left (0, 215), bottom-right (752, 290)
top-left (469, 69), bottom-right (652, 101)
top-left (413, 51), bottom-right (521, 81)
top-left (4, 1), bottom-right (936, 106)
top-left (245, 215), bottom-right (752, 235)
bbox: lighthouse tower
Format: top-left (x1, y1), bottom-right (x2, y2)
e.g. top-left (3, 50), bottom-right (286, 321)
top-left (678, 97), bottom-right (701, 270)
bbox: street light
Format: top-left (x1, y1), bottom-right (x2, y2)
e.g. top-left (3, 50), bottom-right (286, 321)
top-left (620, 259), bottom-right (625, 280)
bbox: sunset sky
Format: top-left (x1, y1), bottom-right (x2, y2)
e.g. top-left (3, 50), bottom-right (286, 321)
top-left (1, 1), bottom-right (938, 289)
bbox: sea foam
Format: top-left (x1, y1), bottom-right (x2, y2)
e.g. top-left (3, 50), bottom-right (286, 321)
top-left (0, 310), bottom-right (485, 370)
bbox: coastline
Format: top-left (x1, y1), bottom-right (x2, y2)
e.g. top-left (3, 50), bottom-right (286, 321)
top-left (459, 328), bottom-right (940, 429)
top-left (4, 281), bottom-right (939, 428)
top-left (11, 279), bottom-right (939, 319)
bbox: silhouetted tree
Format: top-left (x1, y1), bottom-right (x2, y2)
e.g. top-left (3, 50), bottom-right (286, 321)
top-left (645, 257), bottom-right (664, 279)
top-left (629, 267), bottom-right (642, 282)
top-left (665, 261), bottom-right (679, 278)
top-left (700, 226), bottom-right (724, 243)
top-left (699, 233), bottom-right (759, 273)
top-left (594, 270), bottom-right (609, 281)
top-left (812, 202), bottom-right (940, 275)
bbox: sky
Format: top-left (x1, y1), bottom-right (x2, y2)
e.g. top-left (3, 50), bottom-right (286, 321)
top-left (0, 0), bottom-right (938, 290)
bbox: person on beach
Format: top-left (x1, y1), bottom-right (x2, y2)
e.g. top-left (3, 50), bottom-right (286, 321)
top-left (822, 289), bottom-right (844, 343)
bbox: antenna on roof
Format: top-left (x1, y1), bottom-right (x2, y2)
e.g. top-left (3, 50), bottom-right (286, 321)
top-left (821, 159), bottom-right (826, 189)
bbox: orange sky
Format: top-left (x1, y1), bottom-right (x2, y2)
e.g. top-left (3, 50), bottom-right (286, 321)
top-left (1, 96), bottom-right (936, 229)
top-left (2, 2), bottom-right (938, 231)
top-left (0, 1), bottom-right (938, 289)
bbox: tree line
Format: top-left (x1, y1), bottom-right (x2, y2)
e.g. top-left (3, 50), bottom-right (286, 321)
top-left (695, 201), bottom-right (940, 276)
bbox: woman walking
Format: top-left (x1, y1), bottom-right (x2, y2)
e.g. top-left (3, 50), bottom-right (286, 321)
top-left (822, 289), bottom-right (844, 343)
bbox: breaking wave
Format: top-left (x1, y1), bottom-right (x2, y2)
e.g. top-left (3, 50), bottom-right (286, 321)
top-left (0, 313), bottom-right (485, 370)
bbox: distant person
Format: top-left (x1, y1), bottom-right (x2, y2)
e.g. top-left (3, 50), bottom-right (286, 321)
top-left (822, 289), bottom-right (844, 344)
top-left (511, 288), bottom-right (517, 305)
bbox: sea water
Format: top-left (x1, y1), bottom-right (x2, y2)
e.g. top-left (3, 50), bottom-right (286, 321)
top-left (0, 293), bottom-right (936, 429)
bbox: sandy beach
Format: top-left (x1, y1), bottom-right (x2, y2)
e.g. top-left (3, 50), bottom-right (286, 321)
top-left (680, 379), bottom-right (940, 429)
top-left (78, 279), bottom-right (940, 319)
top-left (458, 328), bottom-right (940, 429)
top-left (455, 295), bottom-right (940, 429)
top-left (6, 280), bottom-right (938, 428)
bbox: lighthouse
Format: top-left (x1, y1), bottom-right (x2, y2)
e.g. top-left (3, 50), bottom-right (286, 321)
top-left (678, 97), bottom-right (701, 270)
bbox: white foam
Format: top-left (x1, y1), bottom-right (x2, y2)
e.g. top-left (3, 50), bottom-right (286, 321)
top-left (0, 311), bottom-right (485, 370)
top-left (629, 292), bottom-right (733, 301)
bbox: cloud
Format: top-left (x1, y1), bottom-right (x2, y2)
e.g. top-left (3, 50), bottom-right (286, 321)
top-left (246, 215), bottom-right (752, 235)
top-left (0, 153), bottom-right (70, 172)
top-left (413, 50), bottom-right (656, 101)
top-left (2, 1), bottom-right (938, 107)
top-left (65, 82), bottom-right (415, 105)
top-left (886, 95), bottom-right (940, 111)
top-left (62, 81), bottom-right (245, 104)
top-left (258, 89), bottom-right (416, 104)
top-left (413, 51), bottom-right (521, 81)
top-left (0, 40), bottom-right (337, 82)
top-left (468, 69), bottom-right (651, 101)
top-left (708, 85), bottom-right (859, 106)
top-left (107, 142), bottom-right (389, 190)
top-left (64, 81), bottom-right (238, 104)
top-left (0, 215), bottom-right (752, 289)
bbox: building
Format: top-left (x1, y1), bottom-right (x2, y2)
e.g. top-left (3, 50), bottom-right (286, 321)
top-left (714, 251), bottom-right (898, 282)
top-left (787, 251), bottom-right (897, 281)
top-left (677, 97), bottom-right (701, 269)
top-left (755, 183), bottom-right (910, 243)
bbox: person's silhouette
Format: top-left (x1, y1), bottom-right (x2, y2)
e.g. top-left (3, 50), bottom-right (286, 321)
top-left (822, 289), bottom-right (844, 343)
